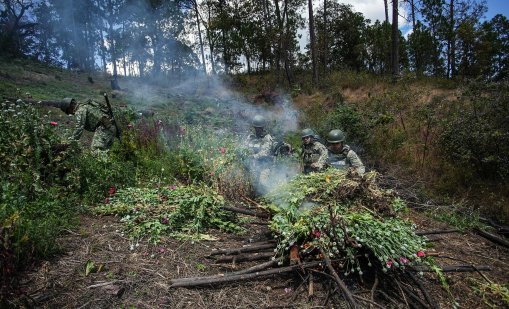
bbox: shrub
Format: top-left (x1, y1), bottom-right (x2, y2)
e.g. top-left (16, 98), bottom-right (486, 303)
top-left (0, 102), bottom-right (80, 293)
top-left (75, 152), bottom-right (137, 203)
top-left (439, 80), bottom-right (509, 180)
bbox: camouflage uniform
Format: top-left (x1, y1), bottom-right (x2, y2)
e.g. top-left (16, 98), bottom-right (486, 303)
top-left (247, 132), bottom-right (274, 192)
top-left (71, 99), bottom-right (117, 151)
top-left (302, 141), bottom-right (328, 174)
top-left (327, 145), bottom-right (365, 175)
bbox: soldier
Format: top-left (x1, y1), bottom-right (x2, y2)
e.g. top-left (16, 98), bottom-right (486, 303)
top-left (246, 115), bottom-right (274, 192)
top-left (301, 128), bottom-right (328, 174)
top-left (326, 129), bottom-right (365, 174)
top-left (62, 98), bottom-right (118, 152)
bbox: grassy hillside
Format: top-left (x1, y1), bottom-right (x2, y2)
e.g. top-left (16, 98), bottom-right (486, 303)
top-left (1, 57), bottom-right (507, 224)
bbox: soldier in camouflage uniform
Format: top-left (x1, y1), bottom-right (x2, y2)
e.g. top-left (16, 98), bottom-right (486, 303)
top-left (326, 129), bottom-right (365, 175)
top-left (301, 128), bottom-right (328, 174)
top-left (63, 98), bottom-right (117, 151)
top-left (246, 115), bottom-right (274, 192)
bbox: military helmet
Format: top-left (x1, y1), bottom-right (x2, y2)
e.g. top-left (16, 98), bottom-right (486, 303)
top-left (52, 98), bottom-right (76, 114)
top-left (301, 128), bottom-right (315, 138)
top-left (252, 114), bottom-right (266, 127)
top-left (327, 129), bottom-right (346, 143)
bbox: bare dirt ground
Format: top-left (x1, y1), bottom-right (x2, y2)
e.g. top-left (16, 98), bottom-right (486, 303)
top-left (10, 209), bottom-right (509, 309)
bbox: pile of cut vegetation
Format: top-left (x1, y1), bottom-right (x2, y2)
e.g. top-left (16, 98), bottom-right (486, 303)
top-left (265, 169), bottom-right (427, 274)
top-left (95, 184), bottom-right (245, 243)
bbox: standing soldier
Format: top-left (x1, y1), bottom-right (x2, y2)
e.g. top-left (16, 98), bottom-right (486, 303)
top-left (246, 115), bottom-right (274, 192)
top-left (63, 98), bottom-right (118, 152)
top-left (326, 129), bottom-right (365, 174)
top-left (301, 128), bottom-right (328, 174)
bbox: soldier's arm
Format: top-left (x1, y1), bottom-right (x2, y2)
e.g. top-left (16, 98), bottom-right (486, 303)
top-left (314, 143), bottom-right (329, 169)
top-left (253, 135), bottom-right (273, 159)
top-left (347, 150), bottom-right (365, 174)
top-left (70, 108), bottom-right (85, 140)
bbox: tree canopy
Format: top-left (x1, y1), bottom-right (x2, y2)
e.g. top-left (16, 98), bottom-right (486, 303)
top-left (0, 0), bottom-right (506, 81)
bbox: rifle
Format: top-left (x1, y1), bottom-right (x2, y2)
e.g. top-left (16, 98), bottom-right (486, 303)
top-left (103, 93), bottom-right (121, 139)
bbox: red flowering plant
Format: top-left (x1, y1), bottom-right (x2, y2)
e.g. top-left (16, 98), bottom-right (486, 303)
top-left (170, 125), bottom-right (251, 200)
top-left (0, 101), bottom-right (85, 278)
top-left (108, 186), bottom-right (116, 196)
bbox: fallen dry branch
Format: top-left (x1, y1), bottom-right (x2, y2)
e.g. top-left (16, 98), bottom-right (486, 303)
top-left (410, 264), bottom-right (491, 273)
top-left (415, 229), bottom-right (460, 236)
top-left (320, 248), bottom-right (358, 309)
top-left (407, 271), bottom-right (437, 309)
top-left (214, 251), bottom-right (274, 263)
top-left (480, 217), bottom-right (509, 235)
top-left (474, 228), bottom-right (509, 249)
top-left (240, 195), bottom-right (263, 208)
top-left (170, 260), bottom-right (278, 285)
top-left (400, 284), bottom-right (431, 309)
top-left (352, 294), bottom-right (385, 309)
top-left (86, 281), bottom-right (121, 289)
top-left (169, 260), bottom-right (327, 288)
top-left (222, 205), bottom-right (269, 218)
top-left (209, 242), bottom-right (276, 256)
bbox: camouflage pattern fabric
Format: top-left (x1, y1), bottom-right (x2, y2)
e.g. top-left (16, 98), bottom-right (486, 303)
top-left (248, 133), bottom-right (274, 160)
top-left (302, 141), bottom-right (328, 174)
top-left (327, 145), bottom-right (365, 175)
top-left (71, 99), bottom-right (116, 151)
top-left (247, 133), bottom-right (274, 193)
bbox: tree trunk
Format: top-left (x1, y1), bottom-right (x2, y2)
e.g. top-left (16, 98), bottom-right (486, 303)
top-left (110, 23), bottom-right (118, 79)
top-left (283, 0), bottom-right (293, 86)
top-left (322, 0), bottom-right (328, 73)
top-left (246, 54), bottom-right (251, 74)
top-left (99, 28), bottom-right (107, 73)
top-left (384, 0), bottom-right (389, 24)
top-left (139, 59), bottom-right (145, 78)
top-left (71, 0), bottom-right (79, 69)
top-left (391, 0), bottom-right (399, 79)
top-left (194, 0), bottom-right (207, 75)
top-left (449, 0), bottom-right (456, 79)
top-left (274, 0), bottom-right (283, 76)
top-left (219, 0), bottom-right (228, 73)
top-left (308, 0), bottom-right (318, 85)
top-left (206, 2), bottom-right (216, 74)
top-left (152, 34), bottom-right (160, 77)
top-left (410, 0), bottom-right (421, 76)
top-left (263, 0), bottom-right (273, 70)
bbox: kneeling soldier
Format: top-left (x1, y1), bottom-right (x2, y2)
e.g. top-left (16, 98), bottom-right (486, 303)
top-left (247, 115), bottom-right (274, 192)
top-left (63, 98), bottom-right (118, 152)
top-left (301, 128), bottom-right (328, 174)
top-left (326, 129), bottom-right (365, 174)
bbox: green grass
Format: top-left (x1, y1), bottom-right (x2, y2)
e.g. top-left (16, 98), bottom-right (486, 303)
top-left (0, 57), bottom-right (110, 102)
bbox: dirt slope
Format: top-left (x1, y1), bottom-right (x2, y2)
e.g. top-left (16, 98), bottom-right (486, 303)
top-left (11, 211), bottom-right (508, 309)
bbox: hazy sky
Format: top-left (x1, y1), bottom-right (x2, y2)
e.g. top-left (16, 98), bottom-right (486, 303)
top-left (299, 0), bottom-right (509, 46)
top-left (339, 0), bottom-right (508, 23)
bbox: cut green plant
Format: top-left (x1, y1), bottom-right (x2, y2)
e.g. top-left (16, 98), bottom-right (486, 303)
top-left (95, 185), bottom-right (245, 243)
top-left (265, 169), bottom-right (427, 274)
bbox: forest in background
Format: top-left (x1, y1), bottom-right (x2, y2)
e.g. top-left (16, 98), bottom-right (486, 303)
top-left (1, 0), bottom-right (508, 82)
